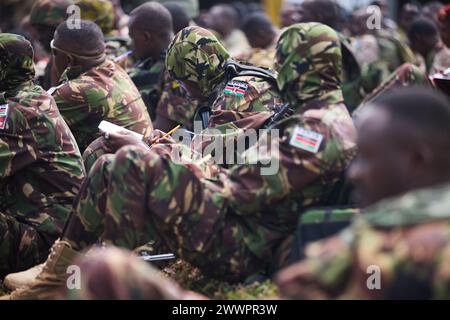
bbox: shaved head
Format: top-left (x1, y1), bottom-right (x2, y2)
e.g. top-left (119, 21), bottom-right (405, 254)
top-left (128, 2), bottom-right (173, 60)
top-left (129, 2), bottom-right (173, 36)
top-left (54, 20), bottom-right (105, 57)
top-left (349, 87), bottom-right (450, 206)
top-left (53, 20), bottom-right (105, 78)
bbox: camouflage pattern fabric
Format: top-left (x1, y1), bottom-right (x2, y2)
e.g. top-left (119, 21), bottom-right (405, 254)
top-left (128, 55), bottom-right (165, 120)
top-left (52, 60), bottom-right (153, 152)
top-left (245, 46), bottom-right (277, 69)
top-left (74, 0), bottom-right (131, 59)
top-left (65, 247), bottom-right (192, 300)
top-left (354, 63), bottom-right (430, 117)
top-left (166, 26), bottom-right (231, 98)
top-left (29, 0), bottom-right (73, 28)
top-left (359, 30), bottom-right (416, 95)
top-left (0, 34), bottom-right (85, 277)
top-left (61, 23), bottom-right (356, 282)
top-left (166, 26), bottom-right (284, 132)
top-left (277, 182), bottom-right (450, 300)
top-left (276, 23), bottom-right (344, 110)
top-left (155, 73), bottom-right (199, 130)
top-left (74, 0), bottom-right (115, 36)
top-left (128, 53), bottom-right (198, 127)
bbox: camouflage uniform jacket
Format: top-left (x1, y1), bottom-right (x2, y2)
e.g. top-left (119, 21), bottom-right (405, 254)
top-left (52, 59), bottom-right (153, 152)
top-left (0, 34), bottom-right (85, 243)
top-left (277, 182), bottom-right (450, 300)
top-left (166, 27), bottom-right (285, 134)
top-left (129, 53), bottom-right (198, 128)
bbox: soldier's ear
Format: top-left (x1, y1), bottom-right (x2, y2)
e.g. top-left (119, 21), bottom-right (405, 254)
top-left (144, 31), bottom-right (152, 42)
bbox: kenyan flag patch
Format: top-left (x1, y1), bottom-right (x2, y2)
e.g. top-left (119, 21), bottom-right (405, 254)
top-left (0, 104), bottom-right (9, 130)
top-left (224, 80), bottom-right (249, 97)
top-left (289, 126), bottom-right (324, 154)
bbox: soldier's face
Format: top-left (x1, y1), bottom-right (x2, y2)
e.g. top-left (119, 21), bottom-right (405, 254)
top-left (128, 17), bottom-right (152, 60)
top-left (348, 106), bottom-right (412, 207)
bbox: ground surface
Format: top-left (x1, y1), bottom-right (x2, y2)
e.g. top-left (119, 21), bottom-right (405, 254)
top-left (0, 260), bottom-right (279, 300)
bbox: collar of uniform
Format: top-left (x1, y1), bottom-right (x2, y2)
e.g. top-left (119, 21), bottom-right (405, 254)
top-left (0, 80), bottom-right (34, 101)
top-left (59, 60), bottom-right (111, 83)
top-left (135, 51), bottom-right (166, 70)
top-left (359, 182), bottom-right (450, 228)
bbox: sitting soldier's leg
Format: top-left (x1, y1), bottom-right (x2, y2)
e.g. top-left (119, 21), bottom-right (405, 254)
top-left (103, 145), bottom-right (265, 282)
top-left (82, 137), bottom-right (112, 174)
top-left (0, 212), bottom-right (48, 278)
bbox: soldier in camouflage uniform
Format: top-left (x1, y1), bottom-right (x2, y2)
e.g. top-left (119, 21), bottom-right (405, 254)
top-left (126, 2), bottom-right (198, 130)
top-left (276, 88), bottom-right (450, 299)
top-left (50, 20), bottom-right (152, 152)
top-left (84, 25), bottom-right (284, 172)
top-left (354, 63), bottom-right (430, 116)
top-left (0, 34), bottom-right (85, 278)
top-left (166, 26), bottom-right (284, 133)
top-left (29, 0), bottom-right (74, 89)
top-left (74, 0), bottom-right (130, 60)
top-left (4, 22), bottom-right (357, 299)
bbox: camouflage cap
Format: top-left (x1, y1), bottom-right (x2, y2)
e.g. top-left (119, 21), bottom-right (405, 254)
top-left (74, 0), bottom-right (115, 36)
top-left (166, 26), bottom-right (231, 97)
top-left (30, 0), bottom-right (74, 28)
top-left (0, 33), bottom-right (35, 95)
top-left (275, 23), bottom-right (344, 109)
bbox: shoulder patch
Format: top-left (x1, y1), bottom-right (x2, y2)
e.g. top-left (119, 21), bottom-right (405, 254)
top-left (224, 80), bottom-right (249, 97)
top-left (289, 126), bottom-right (324, 153)
top-left (0, 104), bottom-right (9, 130)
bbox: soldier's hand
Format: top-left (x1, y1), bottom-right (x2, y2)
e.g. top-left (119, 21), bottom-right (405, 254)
top-left (147, 129), bottom-right (176, 146)
top-left (105, 131), bottom-right (147, 152)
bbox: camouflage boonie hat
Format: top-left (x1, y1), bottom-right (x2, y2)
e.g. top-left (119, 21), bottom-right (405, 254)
top-left (0, 33), bottom-right (35, 95)
top-left (166, 26), bottom-right (231, 97)
top-left (74, 0), bottom-right (115, 35)
top-left (275, 23), bottom-right (344, 109)
top-left (30, 0), bottom-right (74, 27)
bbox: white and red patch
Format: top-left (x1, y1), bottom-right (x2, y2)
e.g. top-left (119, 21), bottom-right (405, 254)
top-left (0, 104), bottom-right (9, 130)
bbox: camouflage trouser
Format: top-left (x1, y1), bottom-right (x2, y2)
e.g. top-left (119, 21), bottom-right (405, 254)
top-left (354, 63), bottom-right (429, 116)
top-left (0, 212), bottom-right (49, 278)
top-left (82, 137), bottom-right (111, 173)
top-left (68, 145), bottom-right (265, 283)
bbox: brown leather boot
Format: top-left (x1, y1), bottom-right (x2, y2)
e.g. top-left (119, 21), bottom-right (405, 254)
top-left (3, 240), bottom-right (79, 300)
top-left (4, 263), bottom-right (44, 290)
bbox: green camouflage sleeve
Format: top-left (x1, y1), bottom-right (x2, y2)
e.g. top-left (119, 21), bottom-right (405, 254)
top-left (225, 105), bottom-right (356, 215)
top-left (155, 75), bottom-right (199, 128)
top-left (275, 233), bottom-right (353, 299)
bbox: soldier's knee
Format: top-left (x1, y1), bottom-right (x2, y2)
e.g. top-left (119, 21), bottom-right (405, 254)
top-left (83, 137), bottom-right (110, 172)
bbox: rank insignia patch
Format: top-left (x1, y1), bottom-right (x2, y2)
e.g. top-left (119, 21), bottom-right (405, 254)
top-left (289, 126), bottom-right (323, 153)
top-left (224, 80), bottom-right (249, 97)
top-left (0, 104), bottom-right (9, 130)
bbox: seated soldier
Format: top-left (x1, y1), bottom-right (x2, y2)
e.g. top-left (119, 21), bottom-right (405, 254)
top-left (276, 88), bottom-right (450, 299)
top-left (126, 2), bottom-right (198, 131)
top-left (408, 18), bottom-right (450, 74)
top-left (29, 0), bottom-right (73, 89)
top-left (49, 20), bottom-right (153, 152)
top-left (205, 4), bottom-right (251, 58)
top-left (3, 23), bottom-right (356, 300)
top-left (292, 0), bottom-right (367, 111)
top-left (74, 0), bottom-right (130, 59)
top-left (0, 34), bottom-right (85, 281)
top-left (238, 12), bottom-right (279, 69)
top-left (84, 26), bottom-right (285, 172)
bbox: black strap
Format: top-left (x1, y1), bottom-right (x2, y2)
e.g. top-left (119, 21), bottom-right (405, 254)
top-left (224, 60), bottom-right (277, 85)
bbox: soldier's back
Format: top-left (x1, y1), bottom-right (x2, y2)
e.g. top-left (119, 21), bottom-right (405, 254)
top-left (0, 82), bottom-right (85, 241)
top-left (53, 60), bottom-right (153, 151)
